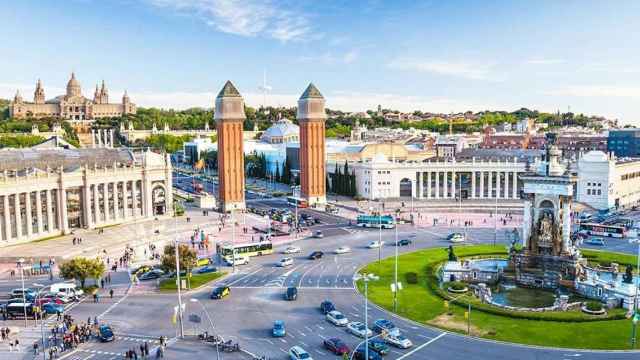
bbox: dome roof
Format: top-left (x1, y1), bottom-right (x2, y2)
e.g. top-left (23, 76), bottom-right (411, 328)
top-left (582, 150), bottom-right (608, 162)
top-left (261, 119), bottom-right (299, 142)
top-left (66, 72), bottom-right (82, 97)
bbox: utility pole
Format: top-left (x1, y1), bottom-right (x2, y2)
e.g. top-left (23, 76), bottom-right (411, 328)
top-left (173, 202), bottom-right (184, 338)
top-left (393, 210), bottom-right (399, 312)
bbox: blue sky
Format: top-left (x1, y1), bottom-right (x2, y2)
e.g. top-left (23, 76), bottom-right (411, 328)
top-left (1, 0), bottom-right (639, 123)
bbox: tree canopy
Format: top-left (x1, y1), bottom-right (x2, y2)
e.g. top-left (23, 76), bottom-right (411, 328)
top-left (59, 257), bottom-right (106, 288)
top-left (161, 243), bottom-right (197, 273)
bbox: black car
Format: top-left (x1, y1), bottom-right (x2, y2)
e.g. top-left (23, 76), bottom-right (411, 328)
top-left (397, 239), bottom-right (412, 246)
top-left (139, 269), bottom-right (164, 281)
top-left (320, 300), bottom-right (335, 314)
top-left (285, 287), bottom-right (298, 301)
top-left (308, 251), bottom-right (324, 260)
top-left (354, 347), bottom-right (383, 360)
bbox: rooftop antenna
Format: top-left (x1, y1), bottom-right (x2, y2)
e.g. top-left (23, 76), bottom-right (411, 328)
top-left (258, 69), bottom-right (272, 112)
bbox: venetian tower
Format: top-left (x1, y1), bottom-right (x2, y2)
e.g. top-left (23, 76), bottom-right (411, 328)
top-left (297, 83), bottom-right (327, 206)
top-left (214, 81), bottom-right (246, 212)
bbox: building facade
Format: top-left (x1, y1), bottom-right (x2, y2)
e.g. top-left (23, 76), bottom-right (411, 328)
top-left (0, 148), bottom-right (173, 245)
top-left (608, 129), bottom-right (640, 157)
top-left (9, 73), bottom-right (136, 120)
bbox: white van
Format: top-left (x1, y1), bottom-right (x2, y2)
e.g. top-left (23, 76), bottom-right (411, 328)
top-left (50, 282), bottom-right (84, 299)
top-left (224, 255), bottom-right (249, 266)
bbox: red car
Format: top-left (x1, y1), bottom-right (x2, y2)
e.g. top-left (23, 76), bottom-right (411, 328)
top-left (324, 337), bottom-right (350, 355)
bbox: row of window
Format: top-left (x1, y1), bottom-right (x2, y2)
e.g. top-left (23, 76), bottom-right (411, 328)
top-left (621, 171), bottom-right (640, 181)
top-left (586, 189), bottom-right (602, 196)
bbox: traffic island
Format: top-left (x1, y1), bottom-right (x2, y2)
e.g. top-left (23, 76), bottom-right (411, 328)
top-left (159, 271), bottom-right (227, 292)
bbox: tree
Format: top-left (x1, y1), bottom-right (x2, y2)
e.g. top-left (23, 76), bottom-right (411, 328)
top-left (59, 257), bottom-right (106, 288)
top-left (0, 134), bottom-right (45, 148)
top-left (350, 170), bottom-right (357, 196)
top-left (161, 243), bottom-right (197, 273)
top-left (274, 161), bottom-right (281, 183)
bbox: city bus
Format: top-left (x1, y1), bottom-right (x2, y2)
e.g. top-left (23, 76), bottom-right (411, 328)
top-left (579, 223), bottom-right (626, 238)
top-left (216, 241), bottom-right (274, 260)
top-left (287, 196), bottom-right (308, 208)
top-left (356, 215), bottom-right (395, 229)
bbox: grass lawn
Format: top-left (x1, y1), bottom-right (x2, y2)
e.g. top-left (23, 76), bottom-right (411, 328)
top-left (356, 244), bottom-right (638, 350)
top-left (159, 271), bottom-right (226, 292)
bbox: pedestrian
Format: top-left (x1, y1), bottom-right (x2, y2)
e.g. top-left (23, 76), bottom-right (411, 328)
top-left (139, 344), bottom-right (145, 356)
top-left (144, 341), bottom-right (149, 355)
top-left (33, 341), bottom-right (38, 355)
top-left (14, 338), bottom-right (19, 349)
top-left (9, 340), bottom-right (13, 352)
top-left (101, 279), bottom-right (105, 288)
top-left (72, 238), bottom-right (76, 246)
top-left (110, 289), bottom-right (114, 299)
top-left (57, 310), bottom-right (61, 321)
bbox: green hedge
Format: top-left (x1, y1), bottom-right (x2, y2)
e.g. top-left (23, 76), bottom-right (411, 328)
top-left (405, 272), bottom-right (418, 284)
top-left (586, 301), bottom-right (604, 312)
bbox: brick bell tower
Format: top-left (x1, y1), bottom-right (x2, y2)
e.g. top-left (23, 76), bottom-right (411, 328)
top-left (215, 81), bottom-right (246, 212)
top-left (297, 83), bottom-right (327, 206)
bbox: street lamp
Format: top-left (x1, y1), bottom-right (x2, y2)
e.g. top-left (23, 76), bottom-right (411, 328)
top-left (353, 273), bottom-right (379, 360)
top-left (393, 209), bottom-right (400, 313)
top-left (189, 298), bottom-right (220, 360)
top-left (629, 234), bottom-right (640, 348)
top-left (17, 258), bottom-right (27, 328)
top-left (172, 201), bottom-right (185, 339)
top-left (33, 283), bottom-right (47, 360)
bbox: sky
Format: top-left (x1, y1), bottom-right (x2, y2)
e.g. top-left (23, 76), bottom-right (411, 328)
top-left (1, 0), bottom-right (639, 124)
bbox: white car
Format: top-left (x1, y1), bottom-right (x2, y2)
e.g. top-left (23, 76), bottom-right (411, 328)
top-left (326, 310), bottom-right (349, 326)
top-left (367, 240), bottom-right (385, 249)
top-left (283, 246), bottom-right (302, 254)
top-left (346, 321), bottom-right (373, 338)
top-left (448, 233), bottom-right (465, 243)
top-left (289, 345), bottom-right (313, 360)
top-left (225, 256), bottom-right (249, 266)
top-left (334, 246), bottom-right (351, 254)
top-left (386, 334), bottom-right (413, 349)
top-left (277, 257), bottom-right (294, 267)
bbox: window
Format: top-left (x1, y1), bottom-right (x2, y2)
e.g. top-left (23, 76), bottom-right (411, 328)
top-left (587, 189), bottom-right (591, 195)
top-left (598, 190), bottom-right (602, 195)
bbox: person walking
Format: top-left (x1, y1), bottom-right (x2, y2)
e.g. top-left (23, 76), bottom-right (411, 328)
top-left (109, 288), bottom-right (114, 299)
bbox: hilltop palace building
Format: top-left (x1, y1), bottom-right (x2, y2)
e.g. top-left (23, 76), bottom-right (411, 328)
top-left (0, 147), bottom-right (172, 244)
top-left (9, 73), bottom-right (136, 120)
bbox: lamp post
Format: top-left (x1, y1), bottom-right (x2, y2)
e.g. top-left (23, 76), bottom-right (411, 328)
top-left (393, 209), bottom-right (400, 312)
top-left (33, 283), bottom-right (47, 360)
top-left (190, 298), bottom-right (220, 360)
top-left (17, 258), bottom-right (27, 328)
top-left (630, 235), bottom-right (640, 348)
top-left (173, 202), bottom-right (184, 339)
top-left (378, 203), bottom-right (383, 266)
top-left (231, 208), bottom-right (236, 274)
top-left (354, 273), bottom-right (379, 360)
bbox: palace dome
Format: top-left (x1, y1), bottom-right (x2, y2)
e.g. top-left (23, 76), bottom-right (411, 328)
top-left (66, 72), bottom-right (82, 97)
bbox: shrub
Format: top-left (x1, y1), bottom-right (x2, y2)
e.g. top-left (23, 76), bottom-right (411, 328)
top-left (585, 301), bottom-right (604, 312)
top-left (445, 281), bottom-right (467, 291)
top-left (405, 272), bottom-right (418, 284)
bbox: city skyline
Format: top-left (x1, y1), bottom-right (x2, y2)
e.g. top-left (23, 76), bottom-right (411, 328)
top-left (1, 0), bottom-right (639, 123)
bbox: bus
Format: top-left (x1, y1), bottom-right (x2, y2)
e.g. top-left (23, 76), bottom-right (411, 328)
top-left (356, 215), bottom-right (395, 229)
top-left (579, 223), bottom-right (626, 238)
top-left (287, 196), bottom-right (308, 208)
top-left (216, 241), bottom-right (274, 259)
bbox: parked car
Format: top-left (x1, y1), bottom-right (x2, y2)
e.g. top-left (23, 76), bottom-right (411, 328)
top-left (197, 266), bottom-right (218, 274)
top-left (346, 321), bottom-right (372, 338)
top-left (326, 310), bottom-right (348, 326)
top-left (367, 241), bottom-right (384, 249)
top-left (397, 239), bottom-right (412, 246)
top-left (210, 286), bottom-right (230, 299)
top-left (285, 287), bottom-right (298, 301)
top-left (283, 246), bottom-right (302, 254)
top-left (277, 258), bottom-right (294, 267)
top-left (584, 237), bottom-right (606, 246)
top-left (139, 269), bottom-right (165, 281)
top-left (313, 231), bottom-right (324, 238)
top-left (354, 346), bottom-right (383, 360)
top-left (272, 320), bottom-right (286, 337)
top-left (289, 345), bottom-right (313, 360)
top-left (9, 288), bottom-right (36, 299)
top-left (385, 334), bottom-right (413, 348)
top-left (320, 300), bottom-right (335, 314)
top-left (98, 325), bottom-right (115, 342)
top-left (308, 251), bottom-right (324, 260)
top-left (448, 233), bottom-right (465, 243)
top-left (366, 339), bottom-right (390, 355)
top-left (323, 337), bottom-right (350, 355)
top-left (42, 302), bottom-right (65, 314)
top-left (373, 319), bottom-right (400, 336)
top-left (334, 246), bottom-right (351, 254)
top-left (132, 265), bottom-right (153, 276)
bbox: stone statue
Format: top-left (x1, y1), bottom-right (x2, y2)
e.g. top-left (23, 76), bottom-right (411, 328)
top-left (623, 265), bottom-right (634, 284)
top-left (446, 245), bottom-right (457, 262)
top-left (537, 212), bottom-right (553, 245)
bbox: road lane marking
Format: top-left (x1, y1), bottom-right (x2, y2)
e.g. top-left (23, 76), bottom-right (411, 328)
top-left (416, 334), bottom-right (432, 340)
top-left (304, 326), bottom-right (313, 333)
top-left (396, 332), bottom-right (446, 360)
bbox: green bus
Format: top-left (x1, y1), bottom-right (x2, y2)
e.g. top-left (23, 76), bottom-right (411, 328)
top-left (356, 215), bottom-right (395, 229)
top-left (216, 241), bottom-right (274, 259)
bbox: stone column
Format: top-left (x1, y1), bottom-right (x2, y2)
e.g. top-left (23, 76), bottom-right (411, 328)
top-left (470, 171), bottom-right (476, 198)
top-left (434, 171), bottom-right (440, 199)
top-left (123, 181), bottom-right (129, 219)
top-left (109, 129), bottom-right (114, 148)
top-left (412, 172), bottom-right (418, 198)
top-left (25, 192), bottom-right (33, 238)
top-left (451, 170), bottom-right (456, 199)
top-left (496, 171), bottom-right (501, 199)
top-left (103, 183), bottom-right (109, 222)
top-left (35, 191), bottom-right (43, 235)
top-left (91, 129), bottom-right (95, 148)
top-left (46, 190), bottom-right (53, 232)
top-left (132, 180), bottom-right (139, 218)
top-left (522, 199), bottom-right (532, 249)
top-left (512, 172), bottom-right (518, 199)
top-left (427, 171), bottom-right (432, 199)
top-left (93, 184), bottom-right (100, 224)
top-left (488, 171), bottom-right (493, 199)
top-left (59, 187), bottom-right (69, 235)
top-left (165, 155), bottom-right (174, 215)
top-left (113, 182), bottom-right (120, 221)
top-left (3, 195), bottom-right (11, 241)
top-left (479, 171), bottom-right (485, 198)
top-left (562, 198), bottom-right (571, 253)
top-left (14, 193), bottom-right (22, 239)
top-left (83, 170), bottom-right (92, 228)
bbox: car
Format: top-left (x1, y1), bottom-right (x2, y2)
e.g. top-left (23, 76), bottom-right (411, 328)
top-left (132, 265), bottom-right (153, 276)
top-left (197, 265), bottom-right (218, 274)
top-left (448, 233), bottom-right (465, 243)
top-left (43, 293), bottom-right (73, 304)
top-left (397, 239), bottom-right (412, 246)
top-left (139, 269), bottom-right (164, 281)
top-left (326, 310), bottom-right (348, 326)
top-left (346, 321), bottom-right (372, 338)
top-left (584, 237), bottom-right (605, 246)
top-left (334, 246), bottom-right (351, 254)
top-left (313, 230), bottom-right (324, 238)
top-left (372, 319), bottom-right (400, 336)
top-left (98, 325), bottom-right (115, 342)
top-left (367, 241), bottom-right (385, 249)
top-left (272, 320), bottom-right (286, 337)
top-left (366, 339), bottom-right (390, 355)
top-left (285, 287), bottom-right (298, 301)
top-left (210, 286), bottom-right (230, 299)
top-left (42, 302), bottom-right (65, 314)
top-left (196, 257), bottom-right (212, 267)
top-left (225, 255), bottom-right (249, 266)
top-left (9, 288), bottom-right (36, 299)
top-left (313, 218), bottom-right (321, 224)
top-left (283, 246), bottom-right (301, 254)
top-left (289, 345), bottom-right (313, 360)
top-left (320, 300), bottom-right (335, 314)
top-left (353, 346), bottom-right (383, 360)
top-left (277, 258), bottom-right (294, 267)
top-left (385, 334), bottom-right (413, 349)
top-left (308, 251), bottom-right (324, 260)
top-left (323, 337), bottom-right (350, 355)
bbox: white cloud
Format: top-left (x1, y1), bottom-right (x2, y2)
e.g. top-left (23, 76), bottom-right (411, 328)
top-left (146, 0), bottom-right (314, 42)
top-left (297, 49), bottom-right (359, 65)
top-left (544, 85), bottom-right (640, 98)
top-left (387, 58), bottom-right (502, 81)
top-left (525, 58), bottom-right (566, 65)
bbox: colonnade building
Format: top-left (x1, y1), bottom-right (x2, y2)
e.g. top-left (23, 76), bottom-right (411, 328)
top-left (0, 148), bottom-right (173, 244)
top-left (338, 155), bottom-right (528, 200)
